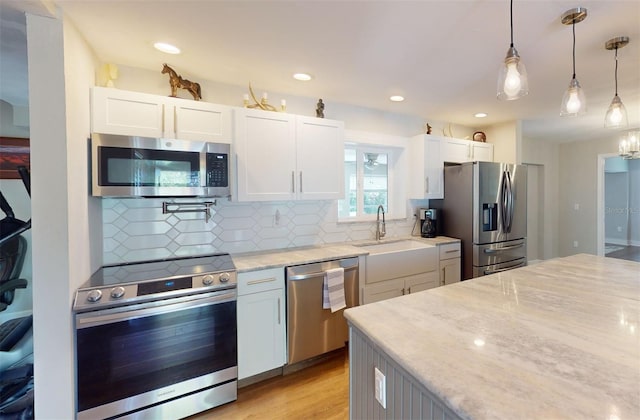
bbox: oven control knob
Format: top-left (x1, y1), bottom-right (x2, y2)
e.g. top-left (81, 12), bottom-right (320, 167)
top-left (87, 289), bottom-right (102, 303)
top-left (202, 274), bottom-right (215, 285)
top-left (219, 272), bottom-right (231, 283)
top-left (110, 286), bottom-right (126, 299)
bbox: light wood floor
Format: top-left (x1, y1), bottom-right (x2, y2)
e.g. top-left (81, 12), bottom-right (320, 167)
top-left (188, 348), bottom-right (349, 420)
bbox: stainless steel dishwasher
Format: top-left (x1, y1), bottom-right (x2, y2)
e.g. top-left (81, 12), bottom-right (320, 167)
top-left (286, 257), bottom-right (359, 364)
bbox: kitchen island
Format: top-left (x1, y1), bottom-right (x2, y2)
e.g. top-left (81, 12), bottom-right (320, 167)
top-left (344, 254), bottom-right (640, 419)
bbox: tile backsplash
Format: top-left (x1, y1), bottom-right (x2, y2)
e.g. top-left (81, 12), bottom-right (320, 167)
top-left (103, 198), bottom-right (417, 264)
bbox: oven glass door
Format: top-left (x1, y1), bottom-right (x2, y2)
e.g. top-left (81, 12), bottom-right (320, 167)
top-left (98, 146), bottom-right (201, 188)
top-left (76, 295), bottom-right (236, 413)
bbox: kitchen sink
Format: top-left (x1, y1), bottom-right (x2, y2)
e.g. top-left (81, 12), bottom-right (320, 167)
top-left (357, 240), bottom-right (437, 283)
top-left (358, 239), bottom-right (433, 254)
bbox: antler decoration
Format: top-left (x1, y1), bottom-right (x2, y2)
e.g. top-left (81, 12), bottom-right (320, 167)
top-left (247, 83), bottom-right (278, 112)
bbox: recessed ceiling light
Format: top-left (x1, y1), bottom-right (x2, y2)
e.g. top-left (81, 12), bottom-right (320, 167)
top-left (154, 42), bottom-right (181, 54)
top-left (474, 112), bottom-right (488, 118)
top-left (390, 95), bottom-right (405, 102)
top-left (293, 73), bottom-right (313, 81)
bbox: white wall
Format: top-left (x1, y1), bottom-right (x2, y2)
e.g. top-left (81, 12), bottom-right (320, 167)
top-left (0, 100), bottom-right (30, 138)
top-left (112, 64), bottom-right (477, 140)
top-left (26, 10), bottom-right (98, 418)
top-left (559, 135), bottom-right (620, 257)
top-left (484, 120), bottom-right (518, 164)
top-left (521, 136), bottom-right (560, 260)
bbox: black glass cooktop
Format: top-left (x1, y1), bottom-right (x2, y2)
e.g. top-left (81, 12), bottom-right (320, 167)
top-left (80, 253), bottom-right (236, 289)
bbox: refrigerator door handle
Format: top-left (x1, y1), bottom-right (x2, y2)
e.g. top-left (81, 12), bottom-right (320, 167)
top-left (483, 261), bottom-right (526, 275)
top-left (483, 243), bottom-right (525, 253)
top-left (507, 170), bottom-right (513, 233)
top-left (500, 171), bottom-right (509, 232)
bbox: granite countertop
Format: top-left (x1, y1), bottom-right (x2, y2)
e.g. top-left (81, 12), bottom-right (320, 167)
top-left (344, 254), bottom-right (640, 419)
top-left (231, 235), bottom-right (459, 272)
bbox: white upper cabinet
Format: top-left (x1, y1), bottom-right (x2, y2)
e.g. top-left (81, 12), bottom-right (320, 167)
top-left (91, 87), bottom-right (232, 142)
top-left (295, 116), bottom-right (344, 200)
top-left (409, 134), bottom-right (444, 199)
top-left (234, 108), bottom-right (297, 201)
top-left (235, 108), bottom-right (344, 202)
top-left (441, 137), bottom-right (493, 163)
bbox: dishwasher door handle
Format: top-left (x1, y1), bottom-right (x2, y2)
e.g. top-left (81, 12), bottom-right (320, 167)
top-left (288, 265), bottom-right (357, 281)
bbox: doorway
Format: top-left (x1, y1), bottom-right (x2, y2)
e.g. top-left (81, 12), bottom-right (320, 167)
top-left (597, 155), bottom-right (640, 262)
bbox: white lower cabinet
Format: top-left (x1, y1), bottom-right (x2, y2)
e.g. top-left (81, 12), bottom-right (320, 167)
top-left (439, 242), bottom-right (461, 286)
top-left (362, 272), bottom-right (439, 304)
top-left (237, 267), bottom-right (286, 380)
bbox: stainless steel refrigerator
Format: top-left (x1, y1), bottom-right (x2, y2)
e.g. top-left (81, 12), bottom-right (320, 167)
top-left (438, 161), bottom-right (527, 280)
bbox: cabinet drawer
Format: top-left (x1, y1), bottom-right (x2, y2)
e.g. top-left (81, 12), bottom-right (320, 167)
top-left (238, 267), bottom-right (284, 296)
top-left (439, 242), bottom-right (461, 260)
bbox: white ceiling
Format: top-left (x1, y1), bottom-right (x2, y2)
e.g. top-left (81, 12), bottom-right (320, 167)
top-left (2, 1), bottom-right (639, 143)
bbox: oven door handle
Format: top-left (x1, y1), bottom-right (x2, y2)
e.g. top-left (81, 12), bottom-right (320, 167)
top-left (76, 290), bottom-right (236, 329)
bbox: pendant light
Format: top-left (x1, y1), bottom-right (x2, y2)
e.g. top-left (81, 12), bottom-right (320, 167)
top-left (560, 8), bottom-right (587, 117)
top-left (604, 36), bottom-right (630, 128)
top-left (497, 0), bottom-right (528, 100)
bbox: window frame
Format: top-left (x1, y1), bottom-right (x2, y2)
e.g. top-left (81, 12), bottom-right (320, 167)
top-left (339, 141), bottom-right (405, 222)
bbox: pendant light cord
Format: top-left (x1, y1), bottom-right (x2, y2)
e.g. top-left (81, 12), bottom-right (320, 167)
top-left (571, 20), bottom-right (576, 79)
top-left (509, 0), bottom-right (514, 47)
top-left (614, 47), bottom-right (619, 96)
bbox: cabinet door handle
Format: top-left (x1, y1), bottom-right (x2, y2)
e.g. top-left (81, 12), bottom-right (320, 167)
top-left (401, 288), bottom-right (405, 295)
top-left (299, 171), bottom-right (303, 193)
top-left (291, 171), bottom-right (295, 193)
top-left (441, 267), bottom-right (446, 286)
top-left (444, 249), bottom-right (458, 254)
top-left (173, 106), bottom-right (178, 135)
top-left (246, 277), bottom-right (277, 286)
top-left (407, 286), bottom-right (412, 294)
top-left (277, 297), bottom-right (281, 324)
top-left (161, 104), bottom-right (166, 137)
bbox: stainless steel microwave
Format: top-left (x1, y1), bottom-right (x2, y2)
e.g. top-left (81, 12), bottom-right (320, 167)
top-left (91, 133), bottom-right (230, 197)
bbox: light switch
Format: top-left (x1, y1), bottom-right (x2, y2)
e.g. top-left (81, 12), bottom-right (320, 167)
top-left (374, 367), bottom-right (386, 409)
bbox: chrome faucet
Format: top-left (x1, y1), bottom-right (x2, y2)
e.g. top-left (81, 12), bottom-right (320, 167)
top-left (376, 205), bottom-right (386, 240)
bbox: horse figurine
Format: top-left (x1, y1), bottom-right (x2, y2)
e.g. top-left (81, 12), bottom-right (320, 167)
top-left (161, 64), bottom-right (202, 101)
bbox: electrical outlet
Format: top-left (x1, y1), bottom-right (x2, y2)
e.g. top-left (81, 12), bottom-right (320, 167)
top-left (617, 226), bottom-right (622, 232)
top-left (374, 367), bottom-right (386, 409)
top-left (573, 240), bottom-right (579, 248)
top-left (574, 203), bottom-right (580, 211)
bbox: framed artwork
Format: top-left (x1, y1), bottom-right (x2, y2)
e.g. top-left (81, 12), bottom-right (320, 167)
top-left (0, 137), bottom-right (30, 179)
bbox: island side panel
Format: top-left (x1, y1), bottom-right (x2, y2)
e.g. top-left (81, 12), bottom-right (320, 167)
top-left (349, 326), bottom-right (462, 420)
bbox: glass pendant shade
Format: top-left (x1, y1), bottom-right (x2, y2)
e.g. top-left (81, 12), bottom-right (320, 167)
top-left (560, 77), bottom-right (586, 116)
top-left (497, 47), bottom-right (529, 100)
top-left (604, 95), bottom-right (628, 128)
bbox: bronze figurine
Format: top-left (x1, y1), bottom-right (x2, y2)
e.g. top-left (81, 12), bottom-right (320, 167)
top-left (316, 99), bottom-right (325, 118)
top-left (161, 64), bottom-right (202, 101)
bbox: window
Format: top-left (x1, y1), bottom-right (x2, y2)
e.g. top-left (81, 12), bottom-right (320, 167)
top-left (338, 146), bottom-right (391, 219)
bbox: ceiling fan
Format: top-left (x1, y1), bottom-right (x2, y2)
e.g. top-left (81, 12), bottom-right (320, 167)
top-left (364, 153), bottom-right (379, 170)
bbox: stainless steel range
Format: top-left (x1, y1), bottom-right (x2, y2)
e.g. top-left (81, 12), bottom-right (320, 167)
top-left (73, 254), bottom-right (237, 420)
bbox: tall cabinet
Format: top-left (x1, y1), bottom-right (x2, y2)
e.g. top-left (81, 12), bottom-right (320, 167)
top-left (234, 108), bottom-right (344, 201)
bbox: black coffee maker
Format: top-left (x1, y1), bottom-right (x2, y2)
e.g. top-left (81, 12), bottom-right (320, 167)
top-left (419, 208), bottom-right (439, 238)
